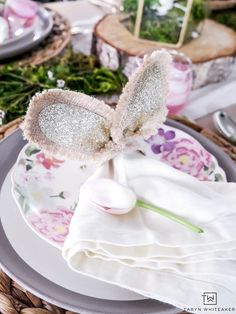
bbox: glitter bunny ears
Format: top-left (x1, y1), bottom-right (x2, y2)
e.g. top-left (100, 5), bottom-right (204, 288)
top-left (23, 50), bottom-right (171, 164)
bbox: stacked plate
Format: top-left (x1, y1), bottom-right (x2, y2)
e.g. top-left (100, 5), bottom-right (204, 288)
top-left (0, 120), bottom-right (235, 313)
top-left (0, 7), bottom-right (53, 61)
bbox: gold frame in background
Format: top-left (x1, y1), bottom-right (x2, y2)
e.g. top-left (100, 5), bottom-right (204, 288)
top-left (134, 0), bottom-right (194, 48)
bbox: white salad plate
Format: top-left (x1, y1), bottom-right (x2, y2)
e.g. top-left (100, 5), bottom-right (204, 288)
top-left (11, 124), bottom-right (226, 249)
top-left (1, 172), bottom-right (144, 301)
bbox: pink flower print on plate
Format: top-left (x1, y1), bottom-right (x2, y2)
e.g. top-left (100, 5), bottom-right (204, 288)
top-left (19, 170), bottom-right (41, 185)
top-left (27, 206), bottom-right (73, 245)
top-left (145, 126), bottom-right (225, 182)
top-left (44, 172), bottom-right (55, 181)
top-left (161, 138), bottom-right (212, 180)
top-left (36, 153), bottom-right (64, 170)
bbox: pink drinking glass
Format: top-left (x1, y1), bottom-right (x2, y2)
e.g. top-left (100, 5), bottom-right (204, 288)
top-left (167, 50), bottom-right (193, 115)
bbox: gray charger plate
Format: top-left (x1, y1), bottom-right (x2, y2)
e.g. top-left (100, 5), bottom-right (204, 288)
top-left (0, 7), bottom-right (53, 61)
top-left (0, 120), bottom-right (236, 314)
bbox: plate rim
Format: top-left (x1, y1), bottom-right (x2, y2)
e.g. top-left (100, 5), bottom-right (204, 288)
top-left (0, 120), bottom-right (236, 313)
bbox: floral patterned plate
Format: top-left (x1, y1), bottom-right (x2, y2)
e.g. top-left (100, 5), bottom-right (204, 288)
top-left (11, 125), bottom-right (226, 249)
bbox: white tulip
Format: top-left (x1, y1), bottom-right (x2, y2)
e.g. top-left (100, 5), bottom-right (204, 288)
top-left (84, 178), bottom-right (137, 215)
top-left (0, 17), bottom-right (9, 44)
top-left (82, 178), bottom-right (203, 233)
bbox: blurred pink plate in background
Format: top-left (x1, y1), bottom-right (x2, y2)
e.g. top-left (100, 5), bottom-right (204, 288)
top-left (0, 7), bottom-right (53, 60)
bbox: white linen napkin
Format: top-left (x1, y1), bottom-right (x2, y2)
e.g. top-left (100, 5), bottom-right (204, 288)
top-left (63, 152), bottom-right (236, 311)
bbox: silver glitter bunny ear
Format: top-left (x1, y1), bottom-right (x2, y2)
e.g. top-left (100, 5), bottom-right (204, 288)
top-left (23, 50), bottom-right (171, 164)
top-left (111, 50), bottom-right (172, 143)
top-left (22, 89), bottom-right (119, 163)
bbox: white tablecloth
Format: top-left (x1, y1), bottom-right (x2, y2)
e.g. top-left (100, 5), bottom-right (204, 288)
top-left (185, 63), bottom-right (236, 119)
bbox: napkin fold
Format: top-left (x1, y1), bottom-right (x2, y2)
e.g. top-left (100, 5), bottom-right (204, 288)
top-left (63, 152), bottom-right (236, 311)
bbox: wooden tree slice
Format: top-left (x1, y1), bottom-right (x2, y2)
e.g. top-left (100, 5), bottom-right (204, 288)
top-left (93, 15), bottom-right (236, 88)
top-left (94, 15), bottom-right (236, 63)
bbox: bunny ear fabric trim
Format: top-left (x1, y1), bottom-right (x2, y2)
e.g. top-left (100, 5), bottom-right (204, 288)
top-left (111, 50), bottom-right (172, 143)
top-left (23, 51), bottom-right (171, 164)
top-left (23, 89), bottom-right (116, 163)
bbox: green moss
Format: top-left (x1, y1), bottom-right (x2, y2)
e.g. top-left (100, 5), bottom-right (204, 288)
top-left (191, 0), bottom-right (207, 21)
top-left (0, 49), bottom-right (126, 124)
top-left (140, 13), bottom-right (182, 43)
top-left (122, 0), bottom-right (207, 43)
top-left (123, 0), bottom-right (236, 42)
top-left (123, 0), bottom-right (159, 13)
top-left (211, 9), bottom-right (236, 31)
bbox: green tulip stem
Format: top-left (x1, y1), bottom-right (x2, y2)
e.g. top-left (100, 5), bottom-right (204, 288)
top-left (136, 200), bottom-right (204, 234)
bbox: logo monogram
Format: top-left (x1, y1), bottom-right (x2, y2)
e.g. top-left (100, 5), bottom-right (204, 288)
top-left (202, 292), bottom-right (217, 305)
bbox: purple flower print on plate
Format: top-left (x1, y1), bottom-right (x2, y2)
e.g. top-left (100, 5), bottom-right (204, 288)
top-left (145, 126), bottom-right (226, 182)
top-left (147, 128), bottom-right (176, 154)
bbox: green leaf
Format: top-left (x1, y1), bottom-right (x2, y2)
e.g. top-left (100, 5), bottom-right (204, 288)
top-left (23, 201), bottom-right (31, 214)
top-left (18, 158), bottom-right (26, 166)
top-left (59, 192), bottom-right (65, 199)
top-left (25, 146), bottom-right (38, 157)
top-left (203, 165), bottom-right (209, 171)
top-left (26, 164), bottom-right (32, 172)
top-left (18, 195), bottom-right (25, 208)
top-left (71, 202), bottom-right (78, 212)
top-left (30, 149), bottom-right (40, 156)
top-left (214, 173), bottom-right (224, 182)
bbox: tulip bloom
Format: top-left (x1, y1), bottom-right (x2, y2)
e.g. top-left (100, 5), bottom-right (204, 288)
top-left (84, 178), bottom-right (203, 234)
top-left (84, 178), bottom-right (137, 215)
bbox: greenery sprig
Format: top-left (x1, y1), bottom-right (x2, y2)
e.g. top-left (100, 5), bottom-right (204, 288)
top-left (0, 49), bottom-right (126, 124)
